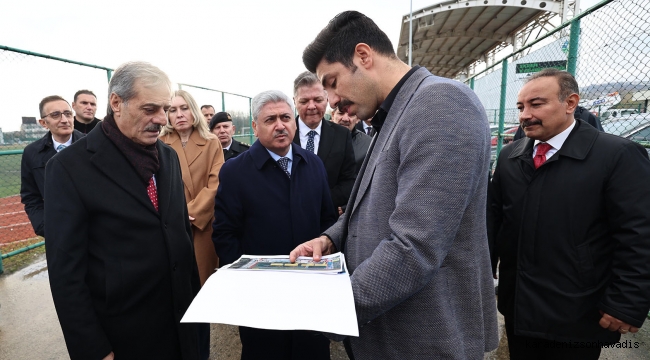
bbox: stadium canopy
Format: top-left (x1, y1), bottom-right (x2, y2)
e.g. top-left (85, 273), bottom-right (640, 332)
top-left (397, 0), bottom-right (572, 78)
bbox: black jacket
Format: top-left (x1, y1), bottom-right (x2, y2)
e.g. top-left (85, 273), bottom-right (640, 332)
top-left (20, 130), bottom-right (85, 236)
top-left (74, 117), bottom-right (101, 134)
top-left (293, 118), bottom-right (356, 208)
top-left (223, 138), bottom-right (250, 161)
top-left (44, 126), bottom-right (201, 360)
top-left (488, 120), bottom-right (650, 344)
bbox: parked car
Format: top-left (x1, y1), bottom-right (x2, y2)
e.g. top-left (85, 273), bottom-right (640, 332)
top-left (601, 114), bottom-right (650, 154)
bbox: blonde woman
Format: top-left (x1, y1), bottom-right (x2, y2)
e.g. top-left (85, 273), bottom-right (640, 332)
top-left (161, 89), bottom-right (224, 285)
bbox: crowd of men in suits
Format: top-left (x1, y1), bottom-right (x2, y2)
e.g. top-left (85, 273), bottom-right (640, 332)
top-left (18, 10), bottom-right (650, 360)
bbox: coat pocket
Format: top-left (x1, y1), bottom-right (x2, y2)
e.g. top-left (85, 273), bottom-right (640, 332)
top-left (104, 260), bottom-right (124, 316)
top-left (576, 243), bottom-right (597, 288)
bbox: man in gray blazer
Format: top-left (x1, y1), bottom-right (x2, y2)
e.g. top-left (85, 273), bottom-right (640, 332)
top-left (291, 11), bottom-right (499, 359)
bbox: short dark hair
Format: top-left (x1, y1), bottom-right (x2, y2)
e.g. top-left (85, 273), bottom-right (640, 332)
top-left (526, 68), bottom-right (579, 101)
top-left (73, 89), bottom-right (96, 102)
top-left (302, 11), bottom-right (397, 73)
top-left (39, 95), bottom-right (69, 118)
top-left (201, 105), bottom-right (215, 111)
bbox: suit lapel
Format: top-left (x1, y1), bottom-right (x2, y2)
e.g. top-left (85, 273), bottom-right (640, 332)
top-left (163, 132), bottom-right (194, 199)
top-left (317, 120), bottom-right (334, 163)
top-left (89, 131), bottom-right (159, 215)
top-left (155, 142), bottom-right (173, 218)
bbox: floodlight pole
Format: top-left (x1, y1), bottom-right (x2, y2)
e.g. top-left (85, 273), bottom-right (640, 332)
top-left (409, 0), bottom-right (413, 67)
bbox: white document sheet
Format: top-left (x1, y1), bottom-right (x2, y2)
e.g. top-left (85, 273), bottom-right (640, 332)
top-left (181, 255), bottom-right (359, 337)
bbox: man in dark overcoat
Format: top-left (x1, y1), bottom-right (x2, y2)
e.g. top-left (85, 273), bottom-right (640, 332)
top-left (45, 61), bottom-right (203, 360)
top-left (488, 68), bottom-right (650, 359)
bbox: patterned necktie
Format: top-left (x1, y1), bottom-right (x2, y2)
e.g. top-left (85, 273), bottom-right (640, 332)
top-left (534, 143), bottom-right (552, 169)
top-left (147, 177), bottom-right (159, 211)
top-left (366, 127), bottom-right (372, 136)
top-left (277, 157), bottom-right (290, 178)
top-left (306, 130), bottom-right (317, 153)
top-left (56, 144), bottom-right (66, 152)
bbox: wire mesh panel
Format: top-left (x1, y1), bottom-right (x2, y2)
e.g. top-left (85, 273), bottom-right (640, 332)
top-left (575, 0), bottom-right (650, 147)
top-left (223, 93), bottom-right (253, 145)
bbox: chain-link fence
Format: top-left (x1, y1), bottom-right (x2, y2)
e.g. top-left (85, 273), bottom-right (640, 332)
top-left (467, 0), bottom-right (650, 170)
top-left (0, 46), bottom-right (253, 266)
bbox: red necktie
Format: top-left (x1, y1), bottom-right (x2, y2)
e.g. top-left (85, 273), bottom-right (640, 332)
top-left (147, 177), bottom-right (159, 211)
top-left (534, 143), bottom-right (552, 169)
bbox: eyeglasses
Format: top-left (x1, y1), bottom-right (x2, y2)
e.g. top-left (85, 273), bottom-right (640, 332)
top-left (43, 110), bottom-right (74, 120)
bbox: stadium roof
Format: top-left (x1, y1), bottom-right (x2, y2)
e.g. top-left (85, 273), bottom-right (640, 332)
top-left (397, 0), bottom-right (564, 78)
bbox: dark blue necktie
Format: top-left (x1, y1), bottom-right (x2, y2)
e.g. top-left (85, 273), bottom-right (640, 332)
top-left (277, 157), bottom-right (290, 178)
top-left (306, 130), bottom-right (317, 153)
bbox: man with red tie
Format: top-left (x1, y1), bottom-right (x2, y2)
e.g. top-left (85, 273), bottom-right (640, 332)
top-left (44, 62), bottom-right (204, 360)
top-left (488, 68), bottom-right (650, 359)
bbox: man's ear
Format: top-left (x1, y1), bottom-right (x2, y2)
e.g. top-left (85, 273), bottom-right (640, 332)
top-left (354, 43), bottom-right (372, 69)
top-left (38, 118), bottom-right (48, 129)
top-left (232, 125), bottom-right (236, 133)
top-left (109, 93), bottom-right (122, 115)
top-left (252, 121), bottom-right (258, 138)
top-left (566, 93), bottom-right (580, 114)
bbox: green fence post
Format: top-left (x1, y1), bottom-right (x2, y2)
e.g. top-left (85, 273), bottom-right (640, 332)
top-left (249, 97), bottom-right (254, 144)
top-left (0, 249), bottom-right (4, 274)
top-left (567, 18), bottom-right (580, 76)
top-left (221, 92), bottom-right (226, 112)
top-left (107, 69), bottom-right (113, 83)
top-left (497, 59), bottom-right (508, 157)
top-left (470, 77), bottom-right (474, 90)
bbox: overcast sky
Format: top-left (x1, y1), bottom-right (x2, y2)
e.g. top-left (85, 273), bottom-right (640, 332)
top-left (0, 0), bottom-right (600, 132)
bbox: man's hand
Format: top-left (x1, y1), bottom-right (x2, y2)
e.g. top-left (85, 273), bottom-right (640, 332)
top-left (289, 236), bottom-right (335, 262)
top-left (102, 351), bottom-right (114, 360)
top-left (599, 311), bottom-right (639, 334)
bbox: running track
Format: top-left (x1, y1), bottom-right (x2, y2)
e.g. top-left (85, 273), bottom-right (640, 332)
top-left (0, 195), bottom-right (36, 245)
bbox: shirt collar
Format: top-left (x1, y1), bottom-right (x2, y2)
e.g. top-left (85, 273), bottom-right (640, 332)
top-left (223, 139), bottom-right (233, 151)
top-left (52, 134), bottom-right (73, 150)
top-left (371, 65), bottom-right (421, 133)
top-left (534, 120), bottom-right (576, 151)
top-left (298, 117), bottom-right (322, 137)
top-left (266, 144), bottom-right (293, 162)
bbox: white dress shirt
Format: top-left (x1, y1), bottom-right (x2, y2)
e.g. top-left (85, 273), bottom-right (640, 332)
top-left (266, 144), bottom-right (294, 176)
top-left (52, 135), bottom-right (73, 152)
top-left (533, 120), bottom-right (576, 159)
top-left (298, 118), bottom-right (322, 154)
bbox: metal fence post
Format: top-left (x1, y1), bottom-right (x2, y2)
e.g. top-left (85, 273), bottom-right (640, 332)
top-left (0, 249), bottom-right (4, 274)
top-left (567, 18), bottom-right (580, 76)
top-left (249, 97), bottom-right (254, 144)
top-left (106, 69), bottom-right (113, 83)
top-left (221, 92), bottom-right (226, 112)
top-left (470, 77), bottom-right (475, 90)
top-left (497, 59), bottom-right (508, 156)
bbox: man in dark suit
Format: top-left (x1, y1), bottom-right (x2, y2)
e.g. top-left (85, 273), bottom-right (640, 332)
top-left (331, 107), bottom-right (371, 176)
top-left (212, 90), bottom-right (337, 360)
top-left (291, 11), bottom-right (498, 359)
top-left (44, 62), bottom-right (203, 360)
top-left (208, 111), bottom-right (249, 161)
top-left (292, 71), bottom-right (356, 209)
top-left (20, 95), bottom-right (84, 237)
top-left (72, 90), bottom-right (101, 134)
top-left (488, 69), bottom-right (650, 359)
top-left (354, 117), bottom-right (375, 137)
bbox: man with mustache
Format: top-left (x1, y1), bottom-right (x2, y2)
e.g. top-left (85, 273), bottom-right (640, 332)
top-left (293, 71), bottom-right (356, 210)
top-left (72, 90), bottom-right (101, 134)
top-left (20, 95), bottom-right (84, 237)
top-left (212, 90), bottom-right (337, 360)
top-left (290, 11), bottom-right (498, 360)
top-left (44, 62), bottom-right (204, 360)
top-left (488, 68), bottom-right (650, 359)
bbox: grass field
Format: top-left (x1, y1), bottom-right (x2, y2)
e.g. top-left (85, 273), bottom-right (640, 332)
top-left (0, 152), bottom-right (22, 198)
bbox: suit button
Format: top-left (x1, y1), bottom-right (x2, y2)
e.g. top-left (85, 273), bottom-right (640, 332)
top-left (173, 262), bottom-right (177, 271)
top-left (164, 222), bottom-right (168, 229)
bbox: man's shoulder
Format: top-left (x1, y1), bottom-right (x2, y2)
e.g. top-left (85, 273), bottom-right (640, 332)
top-left (232, 139), bottom-right (251, 150)
top-left (24, 135), bottom-right (48, 153)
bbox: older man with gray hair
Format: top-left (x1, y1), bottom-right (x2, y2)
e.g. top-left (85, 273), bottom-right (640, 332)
top-left (45, 61), bottom-right (204, 360)
top-left (212, 90), bottom-right (337, 360)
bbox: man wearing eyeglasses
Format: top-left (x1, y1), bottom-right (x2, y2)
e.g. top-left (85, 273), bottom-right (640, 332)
top-left (20, 95), bottom-right (84, 237)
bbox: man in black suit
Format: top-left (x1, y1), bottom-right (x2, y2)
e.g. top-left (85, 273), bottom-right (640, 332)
top-left (72, 90), bottom-right (101, 134)
top-left (213, 90), bottom-right (336, 359)
top-left (45, 62), bottom-right (203, 360)
top-left (292, 71), bottom-right (356, 209)
top-left (354, 117), bottom-right (375, 137)
top-left (209, 111), bottom-right (249, 161)
top-left (20, 95), bottom-right (84, 237)
top-left (489, 69), bottom-right (650, 359)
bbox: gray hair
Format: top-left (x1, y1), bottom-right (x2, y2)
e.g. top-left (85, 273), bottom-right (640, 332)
top-left (107, 61), bottom-right (172, 115)
top-left (293, 71), bottom-right (322, 96)
top-left (251, 90), bottom-right (295, 122)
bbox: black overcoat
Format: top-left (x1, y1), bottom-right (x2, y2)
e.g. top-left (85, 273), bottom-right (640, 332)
top-left (488, 120), bottom-right (650, 344)
top-left (44, 126), bottom-right (201, 360)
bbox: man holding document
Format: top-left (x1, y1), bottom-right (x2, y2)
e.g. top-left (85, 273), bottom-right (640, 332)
top-left (290, 11), bottom-right (499, 360)
top-left (212, 90), bottom-right (337, 359)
